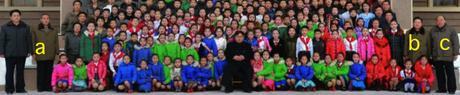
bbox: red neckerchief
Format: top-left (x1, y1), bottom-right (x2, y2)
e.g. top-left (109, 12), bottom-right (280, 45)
top-left (112, 52), bottom-right (125, 66)
top-left (346, 37), bottom-right (355, 50)
top-left (405, 69), bottom-right (413, 77)
top-left (89, 31), bottom-right (95, 39)
top-left (129, 27), bottom-right (140, 34)
top-left (300, 36), bottom-right (310, 51)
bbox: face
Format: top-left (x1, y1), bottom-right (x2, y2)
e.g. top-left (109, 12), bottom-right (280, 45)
top-left (200, 58), bottom-right (207, 66)
top-left (421, 57), bottom-right (428, 65)
top-left (40, 15), bottom-right (50, 26)
top-left (405, 61), bottom-right (412, 69)
top-left (76, 58), bottom-right (84, 66)
top-left (186, 56), bottom-right (194, 64)
top-left (235, 33), bottom-right (245, 43)
top-left (123, 56), bottom-right (131, 64)
top-left (164, 57), bottom-right (171, 65)
top-left (175, 59), bottom-right (182, 67)
top-left (60, 56), bottom-right (68, 63)
top-left (152, 56), bottom-right (159, 63)
top-left (313, 53), bottom-right (320, 61)
top-left (352, 54), bottom-right (360, 62)
top-left (10, 12), bottom-right (21, 23)
top-left (436, 16), bottom-right (446, 27)
top-left (286, 58), bottom-right (293, 66)
top-left (390, 60), bottom-right (397, 67)
top-left (140, 61), bottom-right (148, 69)
top-left (262, 51), bottom-right (270, 60)
top-left (92, 54), bottom-right (100, 61)
top-left (371, 56), bottom-right (379, 63)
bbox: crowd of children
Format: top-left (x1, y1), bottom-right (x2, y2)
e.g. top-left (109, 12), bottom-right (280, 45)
top-left (53, 0), bottom-right (457, 94)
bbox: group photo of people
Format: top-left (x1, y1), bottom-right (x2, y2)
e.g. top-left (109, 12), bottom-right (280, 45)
top-left (0, 0), bottom-right (458, 94)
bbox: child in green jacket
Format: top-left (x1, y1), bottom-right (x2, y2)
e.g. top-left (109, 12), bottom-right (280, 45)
top-left (72, 57), bottom-right (87, 91)
top-left (180, 38), bottom-right (199, 61)
top-left (257, 51), bottom-right (275, 91)
top-left (311, 52), bottom-right (326, 89)
top-left (335, 53), bottom-right (351, 90)
top-left (152, 34), bottom-right (167, 62)
top-left (272, 53), bottom-right (287, 90)
top-left (165, 33), bottom-right (181, 60)
top-left (162, 56), bottom-right (173, 91)
top-left (323, 55), bottom-right (338, 90)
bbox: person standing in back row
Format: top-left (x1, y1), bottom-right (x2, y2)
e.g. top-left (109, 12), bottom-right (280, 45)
top-left (0, 9), bottom-right (33, 94)
top-left (430, 16), bottom-right (459, 94)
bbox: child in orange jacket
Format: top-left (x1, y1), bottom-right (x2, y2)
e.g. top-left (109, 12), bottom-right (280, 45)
top-left (366, 55), bottom-right (386, 90)
top-left (414, 56), bottom-right (435, 93)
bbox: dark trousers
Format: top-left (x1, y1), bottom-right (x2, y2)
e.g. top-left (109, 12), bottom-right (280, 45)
top-left (5, 57), bottom-right (26, 92)
top-left (36, 60), bottom-right (54, 91)
top-left (433, 61), bottom-right (457, 92)
top-left (222, 61), bottom-right (253, 92)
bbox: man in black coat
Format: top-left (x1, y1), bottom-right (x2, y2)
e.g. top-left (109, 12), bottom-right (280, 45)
top-left (222, 31), bottom-right (254, 93)
top-left (0, 9), bottom-right (33, 94)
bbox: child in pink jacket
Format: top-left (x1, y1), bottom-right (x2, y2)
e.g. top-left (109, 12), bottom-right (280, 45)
top-left (357, 29), bottom-right (375, 61)
top-left (52, 54), bottom-right (74, 92)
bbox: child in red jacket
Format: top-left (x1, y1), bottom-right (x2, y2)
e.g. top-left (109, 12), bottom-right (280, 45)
top-left (366, 55), bottom-right (386, 90)
top-left (326, 31), bottom-right (345, 60)
top-left (414, 56), bottom-right (435, 93)
top-left (385, 59), bottom-right (401, 91)
top-left (373, 30), bottom-right (391, 67)
top-left (87, 53), bottom-right (108, 91)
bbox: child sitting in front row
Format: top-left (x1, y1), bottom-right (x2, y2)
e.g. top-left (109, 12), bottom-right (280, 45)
top-left (114, 55), bottom-right (137, 93)
top-left (137, 60), bottom-right (153, 92)
top-left (401, 60), bottom-right (416, 92)
top-left (295, 55), bottom-right (316, 91)
top-left (257, 51), bottom-right (275, 91)
top-left (196, 57), bottom-right (212, 91)
top-left (349, 53), bottom-right (366, 90)
top-left (182, 55), bottom-right (198, 92)
top-left (72, 57), bottom-right (87, 92)
top-left (162, 56), bottom-right (174, 91)
top-left (285, 57), bottom-right (297, 90)
top-left (172, 58), bottom-right (184, 92)
top-left (52, 54), bottom-right (74, 93)
top-left (385, 59), bottom-right (401, 91)
top-left (213, 50), bottom-right (227, 89)
top-left (414, 56), bottom-right (435, 93)
top-left (251, 52), bottom-right (264, 90)
top-left (150, 54), bottom-right (165, 91)
top-left (272, 53), bottom-right (287, 90)
top-left (87, 53), bottom-right (108, 91)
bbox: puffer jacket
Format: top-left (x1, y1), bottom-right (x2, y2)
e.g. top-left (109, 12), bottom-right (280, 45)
top-left (357, 36), bottom-right (375, 61)
top-left (51, 63), bottom-right (74, 87)
top-left (114, 62), bottom-right (137, 85)
top-left (373, 37), bottom-right (391, 67)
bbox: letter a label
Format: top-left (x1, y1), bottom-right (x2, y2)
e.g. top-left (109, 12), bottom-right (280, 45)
top-left (35, 42), bottom-right (45, 55)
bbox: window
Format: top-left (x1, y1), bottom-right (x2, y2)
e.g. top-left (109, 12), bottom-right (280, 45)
top-left (11, 0), bottom-right (37, 7)
top-left (434, 0), bottom-right (459, 6)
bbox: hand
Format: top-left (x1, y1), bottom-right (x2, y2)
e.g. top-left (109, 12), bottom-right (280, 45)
top-left (302, 79), bottom-right (307, 82)
top-left (239, 55), bottom-right (245, 60)
top-left (113, 73), bottom-right (116, 77)
top-left (423, 79), bottom-right (427, 82)
top-left (233, 56), bottom-right (239, 60)
top-left (355, 77), bottom-right (360, 80)
top-left (68, 86), bottom-right (72, 89)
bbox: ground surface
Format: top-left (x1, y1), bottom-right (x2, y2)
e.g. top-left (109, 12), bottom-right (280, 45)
top-left (1, 90), bottom-right (459, 95)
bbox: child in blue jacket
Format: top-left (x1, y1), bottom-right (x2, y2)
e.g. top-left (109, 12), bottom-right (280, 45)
top-left (213, 50), bottom-right (226, 89)
top-left (201, 28), bottom-right (218, 56)
top-left (114, 55), bottom-right (137, 92)
top-left (348, 53), bottom-right (366, 90)
top-left (102, 28), bottom-right (116, 51)
top-left (149, 54), bottom-right (164, 90)
top-left (182, 55), bottom-right (198, 92)
top-left (137, 60), bottom-right (153, 92)
top-left (295, 55), bottom-right (316, 91)
top-left (196, 57), bottom-right (212, 91)
top-left (133, 38), bottom-right (151, 65)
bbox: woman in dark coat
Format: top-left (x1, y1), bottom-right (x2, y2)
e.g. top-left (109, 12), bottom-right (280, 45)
top-left (269, 30), bottom-right (285, 58)
top-left (222, 32), bottom-right (254, 93)
top-left (385, 20), bottom-right (405, 66)
top-left (284, 27), bottom-right (298, 59)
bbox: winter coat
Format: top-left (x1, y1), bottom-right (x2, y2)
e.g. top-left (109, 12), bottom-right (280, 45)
top-left (373, 37), bottom-right (392, 67)
top-left (365, 61), bottom-right (386, 84)
top-left (357, 36), bottom-right (375, 61)
top-left (0, 21), bottom-right (33, 57)
top-left (180, 46), bottom-right (200, 61)
top-left (311, 60), bottom-right (326, 81)
top-left (336, 61), bottom-right (351, 80)
top-left (73, 64), bottom-right (87, 80)
top-left (257, 36), bottom-right (272, 52)
top-left (108, 52), bottom-right (125, 73)
top-left (32, 27), bottom-right (59, 61)
top-left (404, 28), bottom-right (430, 62)
top-left (385, 66), bottom-right (401, 81)
top-left (102, 37), bottom-right (116, 52)
top-left (114, 62), bottom-right (137, 85)
top-left (286, 65), bottom-right (296, 79)
top-left (214, 58), bottom-right (227, 80)
top-left (152, 43), bottom-right (167, 62)
top-left (312, 38), bottom-right (326, 58)
top-left (273, 59), bottom-right (287, 81)
top-left (136, 67), bottom-right (153, 89)
top-left (295, 64), bottom-right (315, 80)
top-left (87, 60), bottom-right (107, 86)
top-left (163, 64), bottom-right (173, 84)
top-left (133, 45), bottom-right (151, 65)
top-left (52, 63), bottom-right (74, 87)
top-left (181, 63), bottom-right (197, 83)
top-left (323, 62), bottom-right (338, 82)
top-left (196, 64), bottom-right (212, 84)
top-left (414, 61), bottom-right (435, 86)
top-left (80, 31), bottom-right (102, 61)
top-left (430, 25), bottom-right (460, 61)
top-left (165, 41), bottom-right (181, 60)
top-left (270, 38), bottom-right (285, 58)
top-left (326, 38), bottom-right (346, 60)
top-left (201, 36), bottom-right (219, 56)
top-left (349, 61), bottom-right (366, 81)
top-left (285, 36), bottom-right (298, 58)
top-left (65, 32), bottom-right (81, 55)
top-left (149, 62), bottom-right (164, 81)
top-left (257, 59), bottom-right (275, 80)
top-left (386, 30), bottom-right (405, 65)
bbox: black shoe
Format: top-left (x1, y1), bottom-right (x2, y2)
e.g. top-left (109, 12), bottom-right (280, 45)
top-left (436, 90), bottom-right (447, 93)
top-left (224, 89), bottom-right (233, 93)
top-left (243, 90), bottom-right (252, 93)
top-left (6, 91), bottom-right (13, 94)
top-left (448, 91), bottom-right (456, 94)
top-left (16, 90), bottom-right (27, 93)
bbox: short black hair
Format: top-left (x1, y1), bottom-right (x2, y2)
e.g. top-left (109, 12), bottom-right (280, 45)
top-left (9, 9), bottom-right (21, 16)
top-left (73, 0), bottom-right (82, 6)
